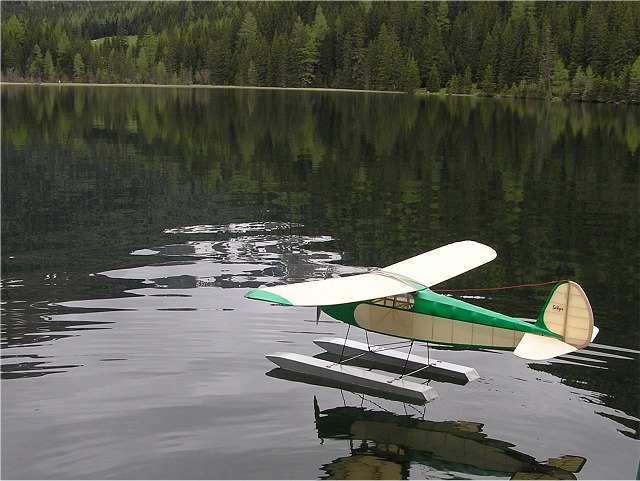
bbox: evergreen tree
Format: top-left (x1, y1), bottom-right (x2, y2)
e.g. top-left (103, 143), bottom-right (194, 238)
top-left (270, 31), bottom-right (289, 87)
top-left (401, 54), bottom-right (421, 92)
top-left (312, 5), bottom-right (331, 85)
top-left (538, 21), bottom-right (557, 99)
top-left (137, 27), bottom-right (157, 83)
top-left (498, 19), bottom-right (517, 88)
top-left (447, 73), bottom-right (460, 94)
top-left (610, 4), bottom-right (638, 74)
top-left (426, 64), bottom-right (441, 92)
top-left (478, 30), bottom-right (499, 87)
top-left (236, 11), bottom-right (261, 85)
top-left (521, 17), bottom-right (539, 82)
top-left (585, 3), bottom-right (610, 76)
top-left (419, 21), bottom-right (450, 88)
top-left (73, 53), bottom-right (85, 81)
top-left (156, 60), bottom-right (168, 84)
top-left (2, 15), bottom-right (27, 74)
top-left (208, 18), bottom-right (233, 85)
top-left (436, 1), bottom-right (451, 38)
top-left (290, 16), bottom-right (319, 86)
top-left (373, 23), bottom-right (403, 91)
top-left (27, 44), bottom-right (44, 81)
top-left (628, 56), bottom-right (640, 104)
top-left (461, 65), bottom-right (473, 94)
top-left (583, 66), bottom-right (596, 100)
top-left (480, 64), bottom-right (496, 94)
top-left (451, 11), bottom-right (479, 76)
top-left (312, 5), bottom-right (330, 40)
top-left (551, 4), bottom-right (572, 62)
top-left (569, 17), bottom-right (586, 73)
top-left (338, 13), bottom-right (367, 89)
top-left (571, 66), bottom-right (583, 101)
top-left (552, 58), bottom-right (570, 99)
top-left (247, 59), bottom-right (258, 86)
top-left (43, 49), bottom-right (56, 81)
top-left (616, 64), bottom-right (631, 103)
top-left (255, 34), bottom-right (270, 86)
top-left (54, 25), bottom-right (73, 78)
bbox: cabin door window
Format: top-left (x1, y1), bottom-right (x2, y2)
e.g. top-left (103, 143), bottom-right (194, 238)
top-left (371, 293), bottom-right (415, 310)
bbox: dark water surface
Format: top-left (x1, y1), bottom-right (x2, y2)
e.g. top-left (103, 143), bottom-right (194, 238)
top-left (2, 85), bottom-right (638, 479)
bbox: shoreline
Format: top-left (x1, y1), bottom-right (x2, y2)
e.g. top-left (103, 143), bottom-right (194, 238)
top-left (0, 81), bottom-right (405, 95)
top-left (3, 81), bottom-right (631, 105)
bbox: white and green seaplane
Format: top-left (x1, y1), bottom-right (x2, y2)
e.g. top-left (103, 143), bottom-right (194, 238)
top-left (246, 240), bottom-right (598, 403)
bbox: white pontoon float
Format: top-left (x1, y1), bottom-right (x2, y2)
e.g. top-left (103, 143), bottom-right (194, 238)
top-left (267, 337), bottom-right (480, 404)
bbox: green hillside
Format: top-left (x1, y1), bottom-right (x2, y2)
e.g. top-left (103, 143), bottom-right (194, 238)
top-left (2, 1), bottom-right (639, 102)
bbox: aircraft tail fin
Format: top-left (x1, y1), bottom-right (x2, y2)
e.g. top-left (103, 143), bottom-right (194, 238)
top-left (514, 281), bottom-right (597, 360)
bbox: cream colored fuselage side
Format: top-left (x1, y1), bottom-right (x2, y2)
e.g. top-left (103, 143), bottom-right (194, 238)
top-left (354, 303), bottom-right (526, 349)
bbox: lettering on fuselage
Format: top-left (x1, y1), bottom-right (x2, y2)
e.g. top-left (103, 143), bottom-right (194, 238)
top-left (552, 304), bottom-right (564, 312)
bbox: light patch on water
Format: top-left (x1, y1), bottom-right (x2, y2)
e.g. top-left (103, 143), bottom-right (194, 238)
top-left (131, 249), bottom-right (161, 256)
top-left (98, 230), bottom-right (368, 291)
top-left (163, 221), bottom-right (303, 235)
top-left (1, 278), bottom-right (25, 288)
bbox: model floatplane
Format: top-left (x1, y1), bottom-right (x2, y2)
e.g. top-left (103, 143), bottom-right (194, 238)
top-left (246, 241), bottom-right (598, 402)
top-left (246, 240), bottom-right (598, 360)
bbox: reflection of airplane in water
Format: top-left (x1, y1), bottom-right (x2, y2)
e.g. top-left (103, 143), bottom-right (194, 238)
top-left (314, 398), bottom-right (586, 480)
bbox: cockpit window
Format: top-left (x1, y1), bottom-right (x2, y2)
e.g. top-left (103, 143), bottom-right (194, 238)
top-left (371, 293), bottom-right (415, 310)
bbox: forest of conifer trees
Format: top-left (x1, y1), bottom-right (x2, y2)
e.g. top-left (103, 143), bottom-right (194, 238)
top-left (2, 1), bottom-right (639, 103)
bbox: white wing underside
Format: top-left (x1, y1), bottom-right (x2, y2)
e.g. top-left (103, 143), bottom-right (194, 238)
top-left (249, 240), bottom-right (497, 306)
top-left (253, 272), bottom-right (416, 306)
top-left (383, 240), bottom-right (497, 288)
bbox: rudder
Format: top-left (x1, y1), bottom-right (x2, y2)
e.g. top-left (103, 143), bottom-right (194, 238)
top-left (535, 281), bottom-right (594, 349)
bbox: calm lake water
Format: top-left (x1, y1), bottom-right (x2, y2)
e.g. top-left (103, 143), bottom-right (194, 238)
top-left (2, 85), bottom-right (638, 479)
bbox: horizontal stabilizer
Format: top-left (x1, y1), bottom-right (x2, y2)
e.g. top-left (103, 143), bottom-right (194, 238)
top-left (514, 327), bottom-right (599, 361)
top-left (513, 333), bottom-right (578, 360)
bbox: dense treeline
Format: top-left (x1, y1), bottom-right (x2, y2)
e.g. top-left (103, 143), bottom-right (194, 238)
top-left (2, 1), bottom-right (640, 103)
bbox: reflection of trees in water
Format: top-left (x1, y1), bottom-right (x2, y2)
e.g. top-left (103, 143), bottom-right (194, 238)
top-left (315, 398), bottom-right (586, 480)
top-left (3, 86), bottom-right (638, 164)
top-left (2, 86), bottom-right (637, 347)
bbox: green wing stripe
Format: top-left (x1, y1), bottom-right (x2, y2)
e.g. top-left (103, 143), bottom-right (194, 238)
top-left (245, 290), bottom-right (293, 306)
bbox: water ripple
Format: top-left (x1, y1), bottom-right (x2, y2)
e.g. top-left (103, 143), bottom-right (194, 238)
top-left (117, 229), bottom-right (365, 290)
top-left (163, 221), bottom-right (303, 235)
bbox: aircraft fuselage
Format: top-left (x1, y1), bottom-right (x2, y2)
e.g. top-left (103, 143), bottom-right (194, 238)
top-left (321, 289), bottom-right (560, 350)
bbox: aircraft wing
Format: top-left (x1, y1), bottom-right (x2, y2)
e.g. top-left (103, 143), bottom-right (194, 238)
top-left (382, 240), bottom-right (496, 288)
top-left (245, 240), bottom-right (496, 307)
top-left (245, 272), bottom-right (416, 307)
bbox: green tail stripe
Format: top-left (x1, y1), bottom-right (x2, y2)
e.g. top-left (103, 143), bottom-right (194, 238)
top-left (535, 281), bottom-right (567, 330)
